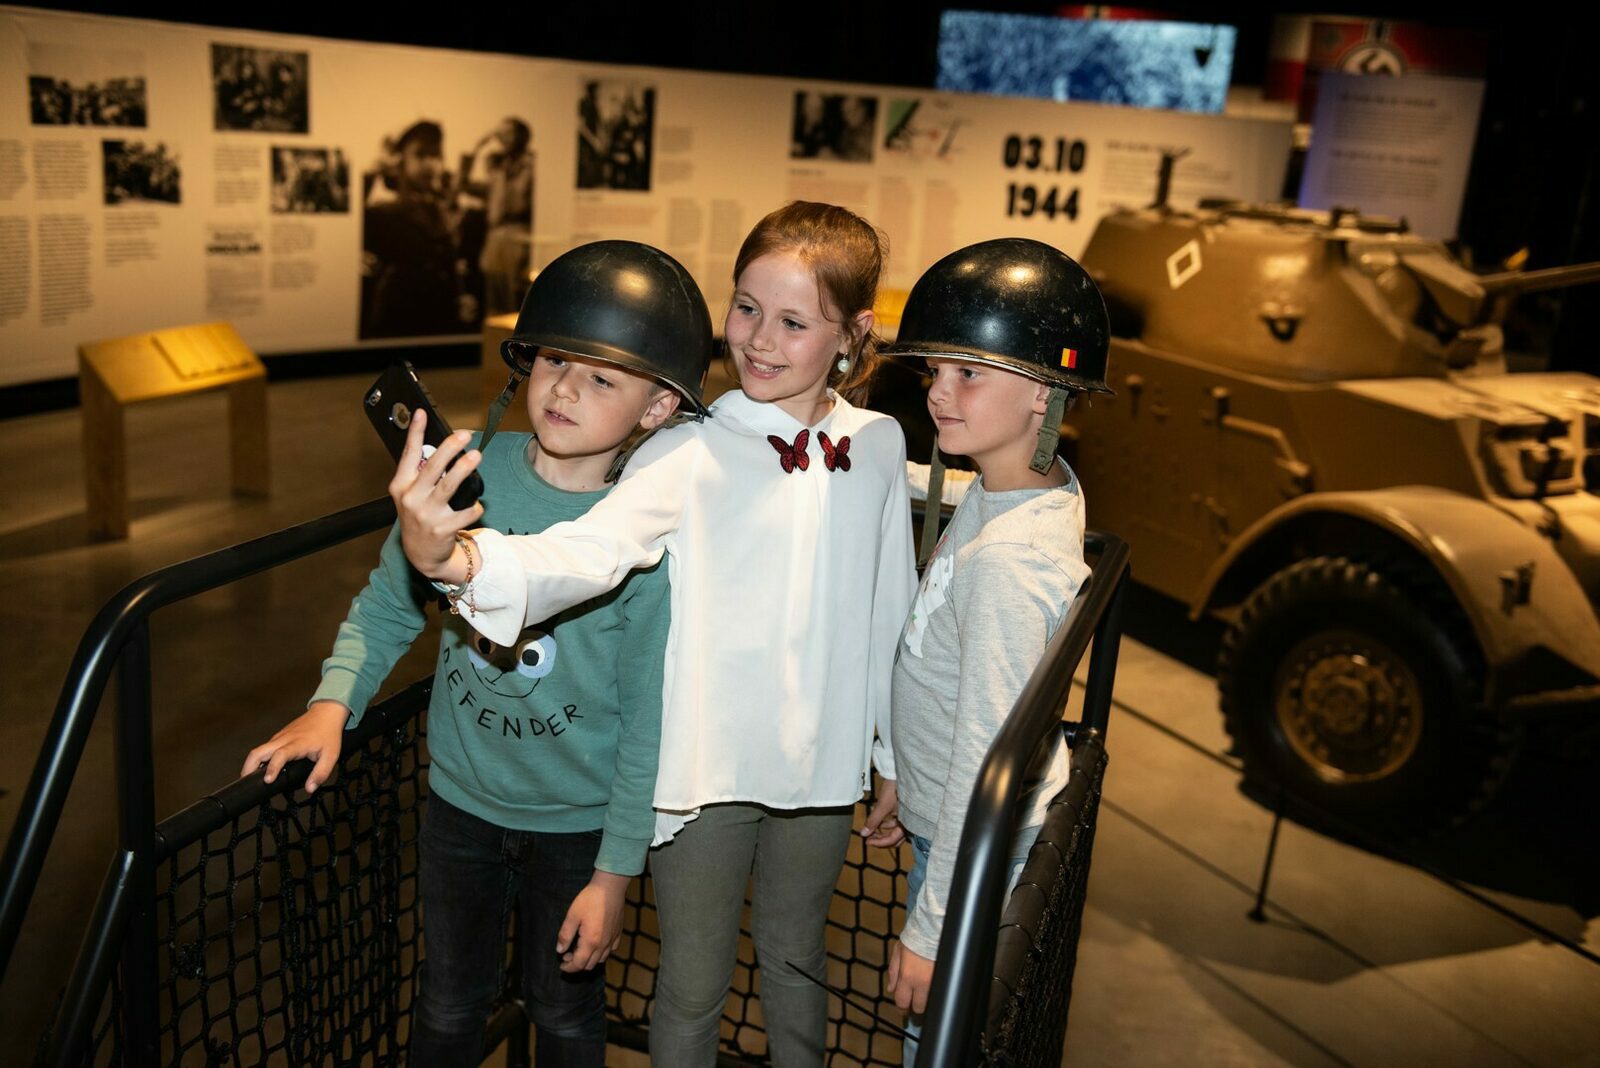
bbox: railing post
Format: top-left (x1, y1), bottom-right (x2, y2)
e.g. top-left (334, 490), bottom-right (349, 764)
top-left (46, 852), bottom-right (136, 1067)
top-left (1081, 563), bottom-right (1129, 738)
top-left (115, 622), bottom-right (159, 1063)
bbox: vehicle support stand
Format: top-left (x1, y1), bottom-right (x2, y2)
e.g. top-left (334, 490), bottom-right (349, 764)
top-left (1248, 788), bottom-right (1286, 924)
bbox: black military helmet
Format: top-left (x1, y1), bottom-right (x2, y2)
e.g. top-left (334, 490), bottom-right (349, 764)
top-left (501, 240), bottom-right (714, 416)
top-left (881, 237), bottom-right (1113, 395)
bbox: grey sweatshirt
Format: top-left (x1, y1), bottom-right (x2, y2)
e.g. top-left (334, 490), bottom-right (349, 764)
top-left (891, 462), bottom-right (1090, 959)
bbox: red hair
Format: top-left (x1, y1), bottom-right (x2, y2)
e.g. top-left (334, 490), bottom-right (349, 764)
top-left (732, 201), bottom-right (887, 406)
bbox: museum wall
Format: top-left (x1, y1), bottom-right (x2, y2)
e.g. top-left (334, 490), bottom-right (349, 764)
top-left (0, 5), bottom-right (1292, 388)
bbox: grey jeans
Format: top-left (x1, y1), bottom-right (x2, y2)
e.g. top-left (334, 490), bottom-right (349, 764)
top-left (648, 803), bottom-right (855, 1067)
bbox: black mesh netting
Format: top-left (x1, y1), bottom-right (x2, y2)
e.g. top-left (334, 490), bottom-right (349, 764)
top-left (982, 733), bottom-right (1109, 1067)
top-left (69, 684), bottom-right (1103, 1067)
top-left (156, 698), bottom-right (425, 1065)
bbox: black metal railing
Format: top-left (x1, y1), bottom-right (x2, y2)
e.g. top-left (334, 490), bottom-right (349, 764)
top-left (0, 497), bottom-right (400, 1066)
top-left (2, 495), bottom-right (1128, 1066)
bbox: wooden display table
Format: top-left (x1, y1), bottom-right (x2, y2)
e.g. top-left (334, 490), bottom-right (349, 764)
top-left (79, 321), bottom-right (269, 541)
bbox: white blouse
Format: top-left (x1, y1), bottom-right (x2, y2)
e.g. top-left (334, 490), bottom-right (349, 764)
top-left (462, 389), bottom-right (917, 838)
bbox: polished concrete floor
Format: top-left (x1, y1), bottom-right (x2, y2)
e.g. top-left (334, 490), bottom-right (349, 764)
top-left (2, 367), bottom-right (1599, 1066)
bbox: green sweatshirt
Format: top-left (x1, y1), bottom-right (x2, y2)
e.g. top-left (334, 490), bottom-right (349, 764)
top-left (312, 432), bottom-right (669, 876)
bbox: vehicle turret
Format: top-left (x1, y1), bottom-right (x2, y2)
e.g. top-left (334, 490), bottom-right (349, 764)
top-left (1081, 198), bottom-right (1600, 382)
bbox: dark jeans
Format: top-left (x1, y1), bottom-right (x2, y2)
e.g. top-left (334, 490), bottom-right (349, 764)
top-left (410, 794), bottom-right (607, 1068)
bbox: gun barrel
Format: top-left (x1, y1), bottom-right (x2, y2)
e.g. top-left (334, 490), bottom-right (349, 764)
top-left (1477, 261), bottom-right (1600, 295)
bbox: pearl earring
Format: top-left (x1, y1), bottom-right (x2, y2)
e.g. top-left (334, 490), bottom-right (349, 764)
top-left (836, 354), bottom-right (850, 374)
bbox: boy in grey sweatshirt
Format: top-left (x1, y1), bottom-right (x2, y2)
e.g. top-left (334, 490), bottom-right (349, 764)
top-left (864, 238), bottom-right (1113, 1051)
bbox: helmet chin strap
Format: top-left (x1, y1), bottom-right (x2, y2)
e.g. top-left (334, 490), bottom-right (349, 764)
top-left (921, 384), bottom-right (1070, 566)
top-left (603, 411), bottom-right (694, 484)
top-left (478, 366), bottom-right (529, 454)
top-left (917, 446), bottom-right (946, 569)
top-left (1030, 387), bottom-right (1070, 475)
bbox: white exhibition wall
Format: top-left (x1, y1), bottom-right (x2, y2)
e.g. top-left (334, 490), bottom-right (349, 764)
top-left (0, 6), bottom-right (1292, 387)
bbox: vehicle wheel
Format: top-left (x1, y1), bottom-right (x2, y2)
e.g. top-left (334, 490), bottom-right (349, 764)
top-left (1218, 556), bottom-right (1516, 836)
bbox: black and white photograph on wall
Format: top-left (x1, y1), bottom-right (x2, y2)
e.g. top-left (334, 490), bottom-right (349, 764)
top-left (270, 147), bottom-right (349, 213)
top-left (576, 80), bottom-right (654, 191)
top-left (211, 43), bottom-right (309, 133)
top-left (457, 118), bottom-right (535, 316)
top-left (102, 140), bottom-right (180, 204)
top-left (359, 120), bottom-right (480, 339)
top-left (27, 43), bottom-right (146, 127)
top-left (791, 92), bottom-right (877, 162)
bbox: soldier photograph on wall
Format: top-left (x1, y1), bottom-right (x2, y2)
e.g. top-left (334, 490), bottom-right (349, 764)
top-left (211, 43), bottom-right (308, 133)
top-left (102, 139), bottom-right (180, 204)
top-left (27, 43), bottom-right (146, 127)
top-left (359, 119), bottom-right (493, 339)
top-left (456, 117), bottom-right (534, 317)
top-left (576, 79), bottom-right (653, 191)
top-left (270, 146), bottom-right (348, 213)
top-left (791, 91), bottom-right (878, 162)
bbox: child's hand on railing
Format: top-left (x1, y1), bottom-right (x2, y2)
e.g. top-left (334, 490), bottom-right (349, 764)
top-left (390, 409), bottom-right (485, 584)
top-left (239, 700), bottom-right (349, 793)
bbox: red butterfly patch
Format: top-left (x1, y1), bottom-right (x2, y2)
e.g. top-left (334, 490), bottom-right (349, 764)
top-left (819, 432), bottom-right (851, 472)
top-left (768, 429), bottom-right (810, 473)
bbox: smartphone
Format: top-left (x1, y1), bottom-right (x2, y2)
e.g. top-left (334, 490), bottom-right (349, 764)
top-left (363, 362), bottom-right (485, 512)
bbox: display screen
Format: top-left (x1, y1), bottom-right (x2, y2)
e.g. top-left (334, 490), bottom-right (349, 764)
top-left (937, 11), bottom-right (1236, 114)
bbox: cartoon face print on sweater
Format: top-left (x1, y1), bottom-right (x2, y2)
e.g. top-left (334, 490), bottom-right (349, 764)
top-left (903, 551), bottom-right (954, 658)
top-left (465, 625), bottom-right (558, 699)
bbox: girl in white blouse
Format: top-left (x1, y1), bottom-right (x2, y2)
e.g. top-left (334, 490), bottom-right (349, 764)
top-left (396, 203), bottom-right (917, 1067)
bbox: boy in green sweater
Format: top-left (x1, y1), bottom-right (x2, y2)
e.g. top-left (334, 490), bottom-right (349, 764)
top-left (241, 241), bottom-right (714, 1067)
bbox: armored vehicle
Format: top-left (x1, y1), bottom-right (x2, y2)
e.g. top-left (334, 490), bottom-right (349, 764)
top-left (1070, 191), bottom-right (1600, 832)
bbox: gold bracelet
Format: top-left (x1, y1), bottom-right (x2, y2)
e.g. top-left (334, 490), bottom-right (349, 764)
top-left (448, 531), bottom-right (478, 616)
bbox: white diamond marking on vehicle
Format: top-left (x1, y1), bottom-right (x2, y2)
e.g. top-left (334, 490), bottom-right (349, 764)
top-left (1167, 239), bottom-right (1202, 289)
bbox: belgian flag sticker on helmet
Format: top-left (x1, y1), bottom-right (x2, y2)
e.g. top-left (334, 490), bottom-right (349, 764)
top-left (1060, 346), bottom-right (1079, 369)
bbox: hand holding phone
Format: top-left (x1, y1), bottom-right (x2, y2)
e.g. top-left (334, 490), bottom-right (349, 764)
top-left (389, 414), bottom-right (483, 583)
top-left (364, 362), bottom-right (485, 511)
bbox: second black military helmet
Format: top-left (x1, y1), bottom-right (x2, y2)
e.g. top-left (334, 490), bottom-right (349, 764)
top-left (502, 240), bottom-right (715, 416)
top-left (881, 237), bottom-right (1113, 395)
